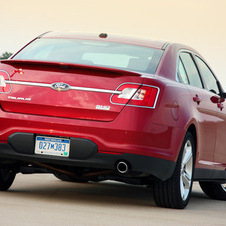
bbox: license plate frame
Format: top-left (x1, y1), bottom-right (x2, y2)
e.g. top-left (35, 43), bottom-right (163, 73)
top-left (35, 136), bottom-right (70, 157)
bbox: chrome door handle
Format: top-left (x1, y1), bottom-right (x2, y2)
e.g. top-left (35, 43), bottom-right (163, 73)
top-left (193, 95), bottom-right (202, 105)
top-left (217, 103), bottom-right (224, 111)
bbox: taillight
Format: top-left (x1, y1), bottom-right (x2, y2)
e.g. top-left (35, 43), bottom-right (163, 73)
top-left (0, 70), bottom-right (11, 94)
top-left (111, 83), bottom-right (159, 108)
top-left (111, 84), bottom-right (140, 104)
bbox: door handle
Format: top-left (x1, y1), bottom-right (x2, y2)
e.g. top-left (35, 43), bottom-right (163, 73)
top-left (217, 103), bottom-right (224, 111)
top-left (193, 95), bottom-right (202, 105)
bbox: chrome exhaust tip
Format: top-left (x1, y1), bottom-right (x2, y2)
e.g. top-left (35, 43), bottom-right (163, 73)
top-left (116, 161), bottom-right (130, 174)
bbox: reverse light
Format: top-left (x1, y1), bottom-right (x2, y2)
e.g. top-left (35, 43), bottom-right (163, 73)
top-left (111, 83), bottom-right (159, 108)
top-left (0, 70), bottom-right (11, 93)
top-left (0, 76), bottom-right (6, 87)
top-left (111, 84), bottom-right (140, 105)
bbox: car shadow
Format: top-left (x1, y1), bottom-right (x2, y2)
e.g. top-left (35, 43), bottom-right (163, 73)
top-left (6, 175), bottom-right (215, 209)
top-left (8, 174), bottom-right (156, 208)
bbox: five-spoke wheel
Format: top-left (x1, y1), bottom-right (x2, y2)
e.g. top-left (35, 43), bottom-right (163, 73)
top-left (153, 131), bottom-right (195, 209)
top-left (180, 139), bottom-right (193, 201)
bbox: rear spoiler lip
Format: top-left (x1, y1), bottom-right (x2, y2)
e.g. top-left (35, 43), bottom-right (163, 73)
top-left (0, 59), bottom-right (142, 77)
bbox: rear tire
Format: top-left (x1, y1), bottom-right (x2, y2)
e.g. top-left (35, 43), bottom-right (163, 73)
top-left (199, 182), bottom-right (226, 200)
top-left (153, 132), bottom-right (195, 209)
top-left (0, 165), bottom-right (16, 191)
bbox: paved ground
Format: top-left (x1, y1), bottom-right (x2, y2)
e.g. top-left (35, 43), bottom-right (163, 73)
top-left (0, 174), bottom-right (225, 226)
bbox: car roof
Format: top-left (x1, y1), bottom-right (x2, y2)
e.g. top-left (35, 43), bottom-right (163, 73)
top-left (40, 31), bottom-right (168, 50)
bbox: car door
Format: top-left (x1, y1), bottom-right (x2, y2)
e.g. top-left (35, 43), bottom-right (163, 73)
top-left (194, 55), bottom-right (226, 173)
top-left (178, 52), bottom-right (219, 172)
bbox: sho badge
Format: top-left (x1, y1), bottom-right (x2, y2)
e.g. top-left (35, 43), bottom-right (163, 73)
top-left (51, 82), bottom-right (71, 91)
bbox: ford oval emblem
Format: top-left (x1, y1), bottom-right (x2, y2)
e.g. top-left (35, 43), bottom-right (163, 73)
top-left (51, 82), bottom-right (71, 91)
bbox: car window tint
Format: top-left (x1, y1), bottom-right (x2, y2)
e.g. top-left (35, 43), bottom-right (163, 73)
top-left (195, 56), bottom-right (219, 94)
top-left (178, 58), bottom-right (189, 84)
top-left (13, 38), bottom-right (164, 74)
top-left (180, 52), bottom-right (203, 89)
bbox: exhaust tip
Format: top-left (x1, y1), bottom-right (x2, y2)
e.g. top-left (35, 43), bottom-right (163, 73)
top-left (116, 161), bottom-right (130, 174)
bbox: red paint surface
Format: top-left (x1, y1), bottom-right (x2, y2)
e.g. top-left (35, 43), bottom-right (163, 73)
top-left (0, 32), bottom-right (225, 173)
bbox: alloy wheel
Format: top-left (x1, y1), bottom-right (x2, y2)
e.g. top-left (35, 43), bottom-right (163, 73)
top-left (221, 184), bottom-right (226, 192)
top-left (180, 139), bottom-right (193, 201)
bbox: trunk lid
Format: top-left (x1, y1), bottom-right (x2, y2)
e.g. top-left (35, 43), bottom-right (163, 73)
top-left (0, 60), bottom-right (144, 121)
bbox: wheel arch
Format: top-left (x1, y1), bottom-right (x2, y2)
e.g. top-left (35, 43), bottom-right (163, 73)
top-left (175, 122), bottom-right (197, 160)
top-left (187, 124), bottom-right (197, 155)
top-left (174, 123), bottom-right (197, 164)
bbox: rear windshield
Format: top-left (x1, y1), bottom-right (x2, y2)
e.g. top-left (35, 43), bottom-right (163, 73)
top-left (13, 38), bottom-right (163, 74)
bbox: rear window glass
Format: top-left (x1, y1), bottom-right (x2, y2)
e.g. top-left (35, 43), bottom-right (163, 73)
top-left (13, 38), bottom-right (163, 74)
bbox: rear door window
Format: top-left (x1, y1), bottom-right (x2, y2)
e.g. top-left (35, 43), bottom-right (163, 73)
top-left (195, 56), bottom-right (220, 94)
top-left (179, 52), bottom-right (203, 89)
top-left (177, 58), bottom-right (189, 84)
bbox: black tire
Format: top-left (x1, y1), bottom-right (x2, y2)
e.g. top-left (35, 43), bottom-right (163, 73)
top-left (53, 172), bottom-right (88, 183)
top-left (0, 166), bottom-right (16, 191)
top-left (199, 182), bottom-right (226, 200)
top-left (153, 131), bottom-right (195, 209)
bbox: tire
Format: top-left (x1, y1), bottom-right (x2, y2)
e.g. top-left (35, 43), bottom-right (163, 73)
top-left (153, 131), bottom-right (195, 209)
top-left (199, 182), bottom-right (226, 200)
top-left (0, 165), bottom-right (16, 191)
top-left (53, 172), bottom-right (88, 183)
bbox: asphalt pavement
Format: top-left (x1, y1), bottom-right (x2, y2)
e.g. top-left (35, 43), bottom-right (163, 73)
top-left (0, 174), bottom-right (225, 226)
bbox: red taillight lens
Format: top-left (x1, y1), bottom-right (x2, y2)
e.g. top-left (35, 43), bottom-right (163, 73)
top-left (0, 70), bottom-right (11, 93)
top-left (111, 83), bottom-right (159, 108)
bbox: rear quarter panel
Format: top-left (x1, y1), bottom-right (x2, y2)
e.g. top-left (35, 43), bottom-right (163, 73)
top-left (142, 76), bottom-right (194, 162)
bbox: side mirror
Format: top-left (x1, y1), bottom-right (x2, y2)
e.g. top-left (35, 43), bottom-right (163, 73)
top-left (216, 81), bottom-right (226, 98)
top-left (211, 95), bottom-right (225, 103)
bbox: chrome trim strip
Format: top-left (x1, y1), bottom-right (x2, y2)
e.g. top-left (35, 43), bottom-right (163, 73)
top-left (70, 86), bottom-right (121, 94)
top-left (162, 42), bottom-right (170, 50)
top-left (5, 80), bottom-right (122, 94)
top-left (6, 80), bottom-right (51, 88)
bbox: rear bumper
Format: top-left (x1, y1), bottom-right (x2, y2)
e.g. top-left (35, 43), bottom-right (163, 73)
top-left (0, 105), bottom-right (184, 162)
top-left (0, 132), bottom-right (176, 181)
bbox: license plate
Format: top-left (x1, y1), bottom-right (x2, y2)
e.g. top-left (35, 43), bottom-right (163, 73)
top-left (35, 136), bottom-right (70, 157)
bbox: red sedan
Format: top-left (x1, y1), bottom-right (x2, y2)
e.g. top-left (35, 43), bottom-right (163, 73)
top-left (0, 32), bottom-right (225, 209)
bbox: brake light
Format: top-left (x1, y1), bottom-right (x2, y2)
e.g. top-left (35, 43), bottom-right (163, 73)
top-left (111, 83), bottom-right (159, 108)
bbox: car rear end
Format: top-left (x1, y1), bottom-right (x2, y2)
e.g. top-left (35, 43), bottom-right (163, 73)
top-left (0, 32), bottom-right (178, 183)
